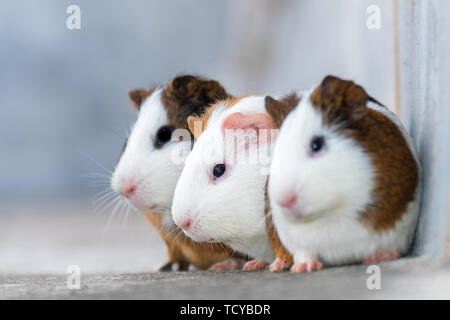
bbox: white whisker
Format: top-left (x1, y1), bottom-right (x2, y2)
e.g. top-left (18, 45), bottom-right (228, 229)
top-left (106, 196), bottom-right (125, 229)
top-left (96, 195), bottom-right (121, 217)
top-left (78, 151), bottom-right (113, 175)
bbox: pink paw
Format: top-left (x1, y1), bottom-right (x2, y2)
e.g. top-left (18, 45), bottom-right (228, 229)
top-left (242, 259), bottom-right (269, 271)
top-left (269, 257), bottom-right (293, 272)
top-left (290, 259), bottom-right (323, 273)
top-left (209, 258), bottom-right (247, 271)
top-left (363, 250), bottom-right (399, 264)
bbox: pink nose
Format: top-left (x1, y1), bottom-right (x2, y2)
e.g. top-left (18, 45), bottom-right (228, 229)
top-left (122, 184), bottom-right (137, 198)
top-left (180, 218), bottom-right (192, 230)
top-left (279, 193), bottom-right (298, 209)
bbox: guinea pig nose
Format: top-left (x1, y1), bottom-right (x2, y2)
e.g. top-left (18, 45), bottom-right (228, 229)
top-left (122, 184), bottom-right (137, 198)
top-left (279, 193), bottom-right (298, 209)
top-left (180, 218), bottom-right (192, 230)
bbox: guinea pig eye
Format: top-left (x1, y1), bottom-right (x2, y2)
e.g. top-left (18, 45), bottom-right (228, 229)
top-left (155, 125), bottom-right (175, 148)
top-left (212, 164), bottom-right (226, 180)
top-left (310, 136), bottom-right (325, 154)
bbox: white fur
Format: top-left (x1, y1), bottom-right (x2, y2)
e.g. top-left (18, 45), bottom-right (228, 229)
top-left (269, 90), bottom-right (421, 266)
top-left (111, 89), bottom-right (191, 229)
top-left (171, 96), bottom-right (275, 261)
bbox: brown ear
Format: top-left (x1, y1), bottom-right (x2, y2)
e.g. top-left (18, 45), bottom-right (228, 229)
top-left (311, 75), bottom-right (369, 125)
top-left (128, 88), bottom-right (152, 110)
top-left (265, 93), bottom-right (300, 128)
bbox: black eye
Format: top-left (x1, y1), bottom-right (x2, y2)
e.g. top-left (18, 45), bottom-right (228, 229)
top-left (310, 136), bottom-right (325, 154)
top-left (213, 164), bottom-right (226, 180)
top-left (155, 125), bottom-right (174, 148)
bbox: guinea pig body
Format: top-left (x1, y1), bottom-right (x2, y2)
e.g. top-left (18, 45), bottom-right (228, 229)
top-left (111, 75), bottom-right (243, 271)
top-left (171, 96), bottom-right (278, 264)
top-left (267, 76), bottom-right (421, 272)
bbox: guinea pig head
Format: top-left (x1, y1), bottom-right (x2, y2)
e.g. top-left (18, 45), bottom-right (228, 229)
top-left (110, 75), bottom-right (229, 221)
top-left (171, 97), bottom-right (276, 245)
top-left (269, 76), bottom-right (374, 221)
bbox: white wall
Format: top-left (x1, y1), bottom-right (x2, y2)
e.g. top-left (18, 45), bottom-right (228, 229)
top-left (397, 0), bottom-right (450, 255)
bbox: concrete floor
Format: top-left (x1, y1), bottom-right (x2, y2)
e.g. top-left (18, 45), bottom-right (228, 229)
top-left (1, 203), bottom-right (449, 299)
top-left (1, 256), bottom-right (450, 299)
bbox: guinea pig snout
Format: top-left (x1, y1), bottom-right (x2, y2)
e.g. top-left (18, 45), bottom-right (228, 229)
top-left (278, 192), bottom-right (298, 210)
top-left (277, 191), bottom-right (307, 219)
top-left (122, 183), bottom-right (137, 198)
top-left (180, 218), bottom-right (193, 231)
top-left (119, 179), bottom-right (144, 207)
top-left (176, 210), bottom-right (195, 230)
top-left (175, 212), bottom-right (206, 241)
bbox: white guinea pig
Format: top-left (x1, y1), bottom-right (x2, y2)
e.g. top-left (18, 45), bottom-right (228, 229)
top-left (111, 75), bottom-right (229, 225)
top-left (171, 95), bottom-right (279, 267)
top-left (267, 75), bottom-right (421, 272)
top-left (110, 75), bottom-right (240, 271)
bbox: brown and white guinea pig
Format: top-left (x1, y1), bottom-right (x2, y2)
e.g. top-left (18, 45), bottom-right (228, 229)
top-left (111, 75), bottom-right (245, 271)
top-left (171, 95), bottom-right (281, 270)
top-left (266, 75), bottom-right (421, 272)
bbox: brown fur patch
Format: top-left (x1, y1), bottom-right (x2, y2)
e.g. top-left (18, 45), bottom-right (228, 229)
top-left (356, 109), bottom-right (419, 232)
top-left (161, 75), bottom-right (230, 129)
top-left (265, 93), bottom-right (301, 128)
top-left (264, 179), bottom-right (293, 262)
top-left (310, 75), bottom-right (419, 232)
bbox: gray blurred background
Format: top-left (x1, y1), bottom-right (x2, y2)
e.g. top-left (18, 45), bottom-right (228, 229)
top-left (0, 0), bottom-right (448, 274)
top-left (0, 0), bottom-right (396, 202)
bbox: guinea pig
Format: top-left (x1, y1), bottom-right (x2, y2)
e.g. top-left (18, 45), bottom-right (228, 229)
top-left (111, 75), bottom-right (245, 271)
top-left (171, 95), bottom-right (281, 270)
top-left (266, 75), bottom-right (421, 272)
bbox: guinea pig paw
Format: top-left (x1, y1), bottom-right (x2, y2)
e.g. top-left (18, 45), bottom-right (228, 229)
top-left (269, 258), bottom-right (292, 272)
top-left (176, 261), bottom-right (190, 271)
top-left (290, 259), bottom-right (323, 273)
top-left (242, 259), bottom-right (269, 271)
top-left (157, 262), bottom-right (174, 272)
top-left (209, 258), bottom-right (247, 271)
top-left (363, 250), bottom-right (399, 265)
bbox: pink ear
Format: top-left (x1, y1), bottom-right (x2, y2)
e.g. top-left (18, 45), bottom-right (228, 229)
top-left (222, 112), bottom-right (275, 132)
top-left (222, 112), bottom-right (276, 148)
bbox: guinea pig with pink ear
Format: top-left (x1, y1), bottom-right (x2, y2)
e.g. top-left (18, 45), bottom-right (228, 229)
top-left (110, 75), bottom-right (246, 271)
top-left (267, 75), bottom-right (421, 272)
top-left (111, 75), bottom-right (229, 227)
top-left (171, 96), bottom-right (279, 269)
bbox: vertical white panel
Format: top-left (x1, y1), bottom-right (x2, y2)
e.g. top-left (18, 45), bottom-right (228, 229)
top-left (397, 0), bottom-right (450, 255)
